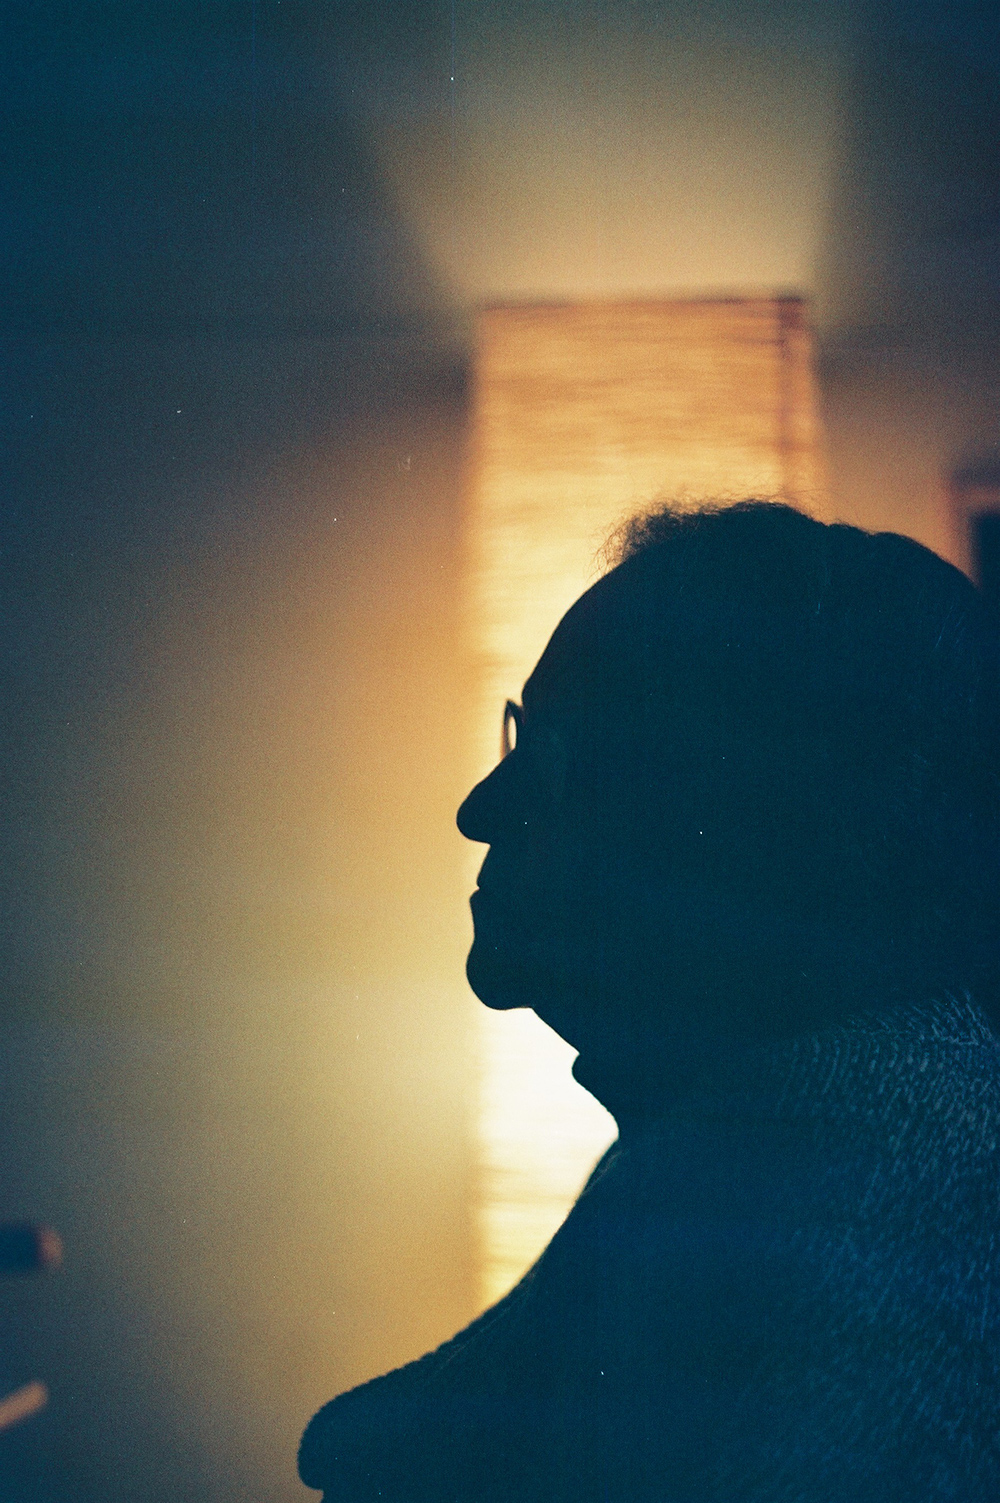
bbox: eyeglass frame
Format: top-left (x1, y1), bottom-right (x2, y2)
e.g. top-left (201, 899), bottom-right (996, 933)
top-left (501, 699), bottom-right (524, 759)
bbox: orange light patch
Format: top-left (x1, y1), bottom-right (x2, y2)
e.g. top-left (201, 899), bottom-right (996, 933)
top-left (466, 297), bottom-right (827, 1307)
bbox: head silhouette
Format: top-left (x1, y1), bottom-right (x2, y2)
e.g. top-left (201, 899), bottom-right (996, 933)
top-left (458, 502), bottom-right (1000, 1124)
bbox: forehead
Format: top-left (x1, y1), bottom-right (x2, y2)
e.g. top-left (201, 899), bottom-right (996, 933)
top-left (522, 570), bottom-right (642, 723)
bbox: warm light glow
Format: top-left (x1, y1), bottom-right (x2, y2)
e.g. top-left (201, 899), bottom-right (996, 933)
top-left (466, 297), bottom-right (827, 1307)
top-left (0, 1381), bottom-right (47, 1434)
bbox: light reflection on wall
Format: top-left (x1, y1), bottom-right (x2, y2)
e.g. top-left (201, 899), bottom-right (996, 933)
top-left (369, 4), bottom-right (845, 309)
top-left (466, 297), bottom-right (827, 1306)
top-left (0, 356), bottom-right (479, 1502)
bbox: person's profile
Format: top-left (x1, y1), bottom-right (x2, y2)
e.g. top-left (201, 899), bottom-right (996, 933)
top-left (300, 501), bottom-right (1000, 1502)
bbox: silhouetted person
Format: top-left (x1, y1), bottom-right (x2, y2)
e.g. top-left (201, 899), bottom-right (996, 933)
top-left (300, 502), bottom-right (1000, 1501)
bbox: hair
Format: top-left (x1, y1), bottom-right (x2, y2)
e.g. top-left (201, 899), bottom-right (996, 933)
top-left (591, 500), bottom-right (1000, 1026)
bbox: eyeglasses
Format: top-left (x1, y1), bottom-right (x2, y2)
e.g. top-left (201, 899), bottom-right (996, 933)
top-left (499, 698), bottom-right (569, 805)
top-left (501, 699), bottom-right (524, 759)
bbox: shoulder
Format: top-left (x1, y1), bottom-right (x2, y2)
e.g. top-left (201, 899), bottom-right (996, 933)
top-left (298, 997), bottom-right (1000, 1500)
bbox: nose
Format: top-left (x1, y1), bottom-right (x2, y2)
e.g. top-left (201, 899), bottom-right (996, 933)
top-left (456, 757), bottom-right (517, 844)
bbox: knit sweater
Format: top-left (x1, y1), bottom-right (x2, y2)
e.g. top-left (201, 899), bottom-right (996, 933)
top-left (299, 994), bottom-right (1000, 1501)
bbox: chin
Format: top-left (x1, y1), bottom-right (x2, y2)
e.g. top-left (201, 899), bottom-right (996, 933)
top-left (465, 938), bottom-right (542, 1012)
top-left (467, 889), bottom-right (550, 1011)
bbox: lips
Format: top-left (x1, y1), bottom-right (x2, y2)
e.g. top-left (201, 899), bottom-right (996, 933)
top-left (470, 883), bottom-right (532, 932)
top-left (469, 884), bottom-right (517, 935)
top-left (471, 849), bottom-right (538, 923)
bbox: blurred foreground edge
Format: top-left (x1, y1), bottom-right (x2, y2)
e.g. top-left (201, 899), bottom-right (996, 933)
top-left (0, 1381), bottom-right (47, 1433)
top-left (0, 1223), bottom-right (61, 1432)
top-left (0, 1223), bottom-right (63, 1275)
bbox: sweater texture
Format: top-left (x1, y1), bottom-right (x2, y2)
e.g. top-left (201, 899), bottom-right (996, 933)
top-left (299, 994), bottom-right (1000, 1501)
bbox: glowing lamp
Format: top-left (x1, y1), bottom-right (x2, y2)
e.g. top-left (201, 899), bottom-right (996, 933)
top-left (465, 297), bottom-right (827, 1306)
